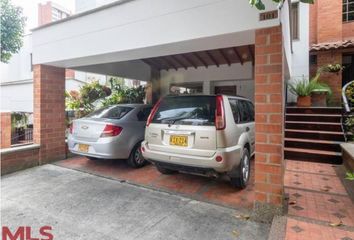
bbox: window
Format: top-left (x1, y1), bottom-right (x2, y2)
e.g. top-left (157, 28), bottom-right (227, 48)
top-left (343, 0), bottom-right (354, 22)
top-left (86, 106), bottom-right (133, 119)
top-left (152, 96), bottom-right (216, 126)
top-left (291, 2), bottom-right (299, 40)
top-left (228, 99), bottom-right (254, 123)
top-left (310, 55), bottom-right (317, 65)
top-left (229, 99), bottom-right (240, 123)
top-left (238, 100), bottom-right (252, 123)
top-left (137, 107), bottom-right (152, 121)
top-left (245, 101), bottom-right (255, 121)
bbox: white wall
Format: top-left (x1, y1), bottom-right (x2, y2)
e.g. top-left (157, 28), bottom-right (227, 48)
top-left (0, 34), bottom-right (33, 83)
top-left (291, 1), bottom-right (309, 79)
top-left (32, 0), bottom-right (280, 67)
top-left (74, 71), bottom-right (107, 85)
top-left (288, 1), bottom-right (310, 102)
top-left (280, 0), bottom-right (292, 78)
top-left (0, 83), bottom-right (33, 112)
top-left (160, 62), bottom-right (254, 101)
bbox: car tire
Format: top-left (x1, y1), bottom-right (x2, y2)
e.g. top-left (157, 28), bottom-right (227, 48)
top-left (230, 148), bottom-right (250, 189)
top-left (127, 142), bottom-right (146, 168)
top-left (155, 164), bottom-right (177, 175)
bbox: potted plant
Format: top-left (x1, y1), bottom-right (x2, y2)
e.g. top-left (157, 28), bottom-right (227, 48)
top-left (309, 72), bottom-right (332, 107)
top-left (322, 63), bottom-right (344, 74)
top-left (311, 83), bottom-right (332, 107)
top-left (288, 79), bottom-right (316, 107)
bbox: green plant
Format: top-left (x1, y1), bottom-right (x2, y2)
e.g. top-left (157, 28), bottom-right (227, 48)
top-left (249, 0), bottom-right (313, 10)
top-left (345, 116), bottom-right (354, 132)
top-left (65, 81), bottom-right (111, 117)
top-left (321, 63), bottom-right (345, 73)
top-left (345, 81), bottom-right (354, 105)
top-left (11, 112), bottom-right (29, 129)
top-left (288, 78), bottom-right (317, 97)
top-left (345, 172), bottom-right (354, 181)
top-left (1, 0), bottom-right (26, 63)
top-left (101, 85), bottom-right (145, 106)
top-left (311, 81), bottom-right (332, 96)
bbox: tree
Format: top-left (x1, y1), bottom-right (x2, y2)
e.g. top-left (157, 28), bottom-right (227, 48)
top-left (249, 0), bottom-right (314, 10)
top-left (0, 0), bottom-right (26, 63)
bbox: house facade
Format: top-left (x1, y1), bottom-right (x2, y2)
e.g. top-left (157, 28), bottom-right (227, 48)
top-left (26, 0), bottom-right (312, 215)
top-left (309, 0), bottom-right (354, 104)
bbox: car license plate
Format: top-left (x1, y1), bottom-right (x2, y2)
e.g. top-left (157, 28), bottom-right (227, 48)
top-left (78, 144), bottom-right (89, 152)
top-left (170, 135), bottom-right (188, 147)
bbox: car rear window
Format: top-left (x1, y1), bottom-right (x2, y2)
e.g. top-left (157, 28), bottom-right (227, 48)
top-left (86, 106), bottom-right (133, 119)
top-left (152, 96), bottom-right (216, 126)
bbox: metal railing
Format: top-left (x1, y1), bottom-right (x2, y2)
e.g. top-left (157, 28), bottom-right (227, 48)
top-left (11, 127), bottom-right (33, 145)
top-left (341, 80), bottom-right (354, 142)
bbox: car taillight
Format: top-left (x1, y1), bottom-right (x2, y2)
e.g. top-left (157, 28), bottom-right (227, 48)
top-left (69, 123), bottom-right (73, 134)
top-left (215, 95), bottom-right (226, 130)
top-left (100, 124), bottom-right (123, 138)
top-left (146, 98), bottom-right (162, 127)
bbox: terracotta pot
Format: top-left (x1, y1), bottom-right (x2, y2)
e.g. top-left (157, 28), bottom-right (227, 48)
top-left (297, 96), bottom-right (311, 107)
top-left (311, 92), bottom-right (328, 107)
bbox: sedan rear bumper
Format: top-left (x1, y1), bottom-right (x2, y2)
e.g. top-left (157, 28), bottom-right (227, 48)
top-left (68, 135), bottom-right (131, 159)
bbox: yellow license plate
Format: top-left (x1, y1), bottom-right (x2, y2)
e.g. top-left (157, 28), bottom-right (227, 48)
top-left (78, 144), bottom-right (89, 152)
top-left (170, 135), bottom-right (188, 147)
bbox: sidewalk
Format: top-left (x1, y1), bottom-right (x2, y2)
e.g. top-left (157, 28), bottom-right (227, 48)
top-left (284, 160), bottom-right (354, 240)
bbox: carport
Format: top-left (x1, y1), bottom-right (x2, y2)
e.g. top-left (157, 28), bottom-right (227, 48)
top-left (31, 0), bottom-right (291, 217)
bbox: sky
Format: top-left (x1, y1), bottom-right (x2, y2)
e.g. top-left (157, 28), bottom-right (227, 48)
top-left (12, 0), bottom-right (75, 34)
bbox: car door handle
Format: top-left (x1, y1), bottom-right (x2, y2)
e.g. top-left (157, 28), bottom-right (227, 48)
top-left (245, 127), bottom-right (250, 132)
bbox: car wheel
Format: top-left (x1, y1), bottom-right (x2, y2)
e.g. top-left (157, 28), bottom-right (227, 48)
top-left (230, 148), bottom-right (250, 189)
top-left (87, 157), bottom-right (100, 161)
top-left (127, 143), bottom-right (146, 168)
top-left (155, 164), bottom-right (177, 175)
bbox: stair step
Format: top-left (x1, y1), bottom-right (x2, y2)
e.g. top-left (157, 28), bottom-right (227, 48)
top-left (285, 121), bottom-right (342, 132)
top-left (285, 113), bottom-right (341, 123)
top-left (284, 138), bottom-right (342, 152)
top-left (286, 107), bottom-right (342, 115)
top-left (285, 129), bottom-right (345, 141)
top-left (284, 147), bottom-right (342, 164)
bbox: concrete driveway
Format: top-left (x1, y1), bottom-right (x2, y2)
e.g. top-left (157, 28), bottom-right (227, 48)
top-left (1, 165), bottom-right (270, 240)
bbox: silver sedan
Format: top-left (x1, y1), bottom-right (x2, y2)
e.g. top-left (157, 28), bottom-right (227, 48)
top-left (68, 104), bottom-right (152, 168)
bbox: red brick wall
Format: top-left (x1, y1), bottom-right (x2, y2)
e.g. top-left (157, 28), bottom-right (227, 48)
top-left (309, 0), bottom-right (354, 42)
top-left (309, 0), bottom-right (318, 45)
top-left (1, 148), bottom-right (39, 175)
top-left (317, 0), bottom-right (342, 43)
top-left (254, 26), bottom-right (284, 207)
top-left (317, 51), bottom-right (343, 105)
top-left (38, 2), bottom-right (52, 26)
top-left (343, 22), bottom-right (354, 40)
top-left (34, 65), bottom-right (66, 164)
top-left (0, 112), bottom-right (11, 149)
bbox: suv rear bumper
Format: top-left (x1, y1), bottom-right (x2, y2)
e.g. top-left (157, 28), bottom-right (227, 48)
top-left (141, 141), bottom-right (242, 173)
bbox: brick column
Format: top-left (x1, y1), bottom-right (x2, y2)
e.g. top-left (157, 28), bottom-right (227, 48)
top-left (0, 112), bottom-right (12, 149)
top-left (254, 26), bottom-right (285, 220)
top-left (33, 65), bottom-right (66, 164)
